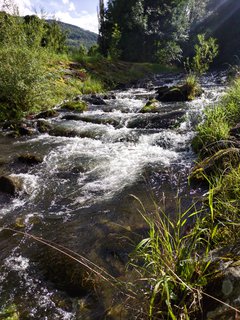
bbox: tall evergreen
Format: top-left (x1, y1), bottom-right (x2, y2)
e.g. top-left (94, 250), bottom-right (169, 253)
top-left (98, 0), bottom-right (208, 63)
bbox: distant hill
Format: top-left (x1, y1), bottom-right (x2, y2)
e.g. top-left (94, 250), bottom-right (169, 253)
top-left (47, 20), bottom-right (98, 49)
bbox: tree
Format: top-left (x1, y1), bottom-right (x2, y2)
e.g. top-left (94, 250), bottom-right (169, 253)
top-left (108, 23), bottom-right (121, 60)
top-left (191, 34), bottom-right (219, 75)
top-left (41, 20), bottom-right (67, 53)
top-left (98, 0), bottom-right (207, 63)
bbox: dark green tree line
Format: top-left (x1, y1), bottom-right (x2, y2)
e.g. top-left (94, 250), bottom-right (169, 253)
top-left (98, 0), bottom-right (208, 63)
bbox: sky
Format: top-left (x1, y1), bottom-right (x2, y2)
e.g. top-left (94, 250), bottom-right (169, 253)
top-left (0, 0), bottom-right (103, 33)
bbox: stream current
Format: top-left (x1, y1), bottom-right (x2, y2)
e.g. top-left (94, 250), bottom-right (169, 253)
top-left (0, 73), bottom-right (226, 319)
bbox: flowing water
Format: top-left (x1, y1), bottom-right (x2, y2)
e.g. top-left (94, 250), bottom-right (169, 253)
top-left (0, 73), bottom-right (226, 319)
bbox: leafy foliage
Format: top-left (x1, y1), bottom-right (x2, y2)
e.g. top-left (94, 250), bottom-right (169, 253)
top-left (0, 2), bottom-right (75, 120)
top-left (98, 0), bottom-right (209, 63)
top-left (0, 45), bottom-right (46, 119)
top-left (190, 34), bottom-right (219, 75)
top-left (108, 23), bottom-right (122, 60)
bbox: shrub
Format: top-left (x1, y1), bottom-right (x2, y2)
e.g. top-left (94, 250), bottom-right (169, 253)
top-left (185, 34), bottom-right (218, 76)
top-left (0, 45), bottom-right (46, 119)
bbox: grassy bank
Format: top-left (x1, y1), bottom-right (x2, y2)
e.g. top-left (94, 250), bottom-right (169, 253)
top-left (0, 50), bottom-right (177, 122)
top-left (130, 77), bottom-right (240, 319)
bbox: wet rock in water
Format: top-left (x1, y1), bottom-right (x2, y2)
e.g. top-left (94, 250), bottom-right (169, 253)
top-left (36, 119), bottom-right (53, 133)
top-left (35, 109), bottom-right (59, 119)
top-left (62, 114), bottom-right (120, 127)
top-left (49, 126), bottom-right (80, 138)
top-left (2, 120), bottom-right (21, 131)
top-left (82, 94), bottom-right (107, 105)
top-left (203, 246), bottom-right (240, 320)
top-left (156, 84), bottom-right (202, 102)
top-left (49, 125), bottom-right (99, 139)
top-left (139, 99), bottom-right (160, 113)
top-left (102, 93), bottom-right (116, 100)
top-left (60, 101), bottom-right (88, 112)
top-left (190, 148), bottom-right (240, 183)
top-left (18, 125), bottom-right (35, 136)
top-left (0, 175), bottom-right (23, 195)
top-left (35, 246), bottom-right (94, 297)
top-left (127, 110), bottom-right (185, 129)
top-left (2, 120), bottom-right (36, 136)
top-left (230, 123), bottom-right (240, 138)
top-left (17, 154), bottom-right (43, 165)
top-left (60, 114), bottom-right (82, 121)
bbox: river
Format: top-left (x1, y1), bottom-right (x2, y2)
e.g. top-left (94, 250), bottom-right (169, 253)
top-left (0, 72), bottom-right (226, 319)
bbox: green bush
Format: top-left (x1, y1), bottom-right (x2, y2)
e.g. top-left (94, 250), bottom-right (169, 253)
top-left (0, 45), bottom-right (46, 119)
top-left (185, 34), bottom-right (218, 76)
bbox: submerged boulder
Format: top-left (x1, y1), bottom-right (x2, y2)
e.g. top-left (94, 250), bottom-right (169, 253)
top-left (127, 110), bottom-right (185, 129)
top-left (35, 109), bottom-right (59, 119)
top-left (156, 83), bottom-right (202, 102)
top-left (139, 99), bottom-right (160, 113)
top-left (49, 126), bottom-right (80, 138)
top-left (17, 154), bottom-right (43, 166)
top-left (0, 175), bottom-right (23, 195)
top-left (62, 114), bottom-right (120, 127)
top-left (82, 94), bottom-right (107, 106)
top-left (36, 120), bottom-right (53, 133)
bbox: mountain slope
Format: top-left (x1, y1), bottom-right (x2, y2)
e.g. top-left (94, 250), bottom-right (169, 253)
top-left (47, 20), bottom-right (98, 49)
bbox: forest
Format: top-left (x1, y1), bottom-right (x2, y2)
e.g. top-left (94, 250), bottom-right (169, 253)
top-left (98, 0), bottom-right (240, 65)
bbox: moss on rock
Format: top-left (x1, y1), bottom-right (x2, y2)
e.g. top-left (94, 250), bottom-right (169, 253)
top-left (60, 100), bottom-right (87, 112)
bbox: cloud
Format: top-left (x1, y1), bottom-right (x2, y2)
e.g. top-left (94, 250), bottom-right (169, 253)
top-left (55, 10), bottom-right (98, 33)
top-left (0, 0), bottom-right (98, 33)
top-left (0, 0), bottom-right (33, 15)
top-left (68, 2), bottom-right (75, 12)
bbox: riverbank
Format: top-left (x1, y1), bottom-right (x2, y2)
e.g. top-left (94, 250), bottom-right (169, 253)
top-left (130, 75), bottom-right (240, 319)
top-left (0, 49), bottom-right (177, 123)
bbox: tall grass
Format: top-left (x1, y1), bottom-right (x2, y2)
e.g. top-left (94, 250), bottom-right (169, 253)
top-left (192, 78), bottom-right (240, 153)
top-left (184, 74), bottom-right (202, 100)
top-left (207, 164), bottom-right (240, 245)
top-left (192, 105), bottom-right (230, 152)
top-left (129, 181), bottom-right (240, 319)
top-left (130, 196), bottom-right (215, 320)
